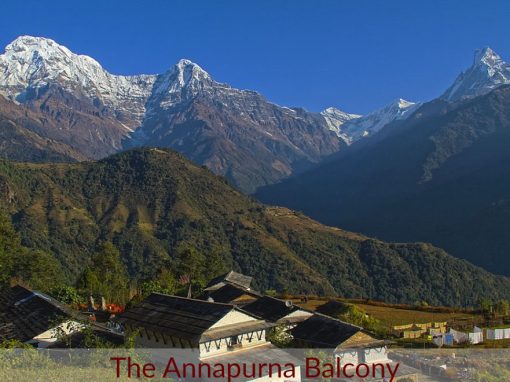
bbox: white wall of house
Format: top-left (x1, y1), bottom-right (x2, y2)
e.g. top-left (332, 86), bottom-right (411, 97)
top-left (32, 320), bottom-right (83, 348)
top-left (362, 346), bottom-right (390, 364)
top-left (129, 308), bottom-right (269, 357)
top-left (209, 310), bottom-right (257, 329)
top-left (282, 310), bottom-right (313, 321)
top-left (336, 350), bottom-right (359, 366)
top-left (199, 329), bottom-right (267, 358)
top-left (336, 346), bottom-right (390, 367)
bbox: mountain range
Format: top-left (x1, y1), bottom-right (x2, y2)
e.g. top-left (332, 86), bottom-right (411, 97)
top-left (257, 47), bottom-right (510, 276)
top-left (1, 148), bottom-right (510, 305)
top-left (3, 35), bottom-right (510, 291)
top-left (0, 36), bottom-right (419, 192)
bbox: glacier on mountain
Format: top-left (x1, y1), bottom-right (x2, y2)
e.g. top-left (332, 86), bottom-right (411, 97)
top-left (322, 99), bottom-right (419, 144)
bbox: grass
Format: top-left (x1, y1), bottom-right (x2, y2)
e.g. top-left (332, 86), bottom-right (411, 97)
top-left (0, 368), bottom-right (125, 382)
top-left (353, 303), bottom-right (478, 327)
top-left (477, 339), bottom-right (510, 348)
top-left (292, 298), bottom-right (481, 327)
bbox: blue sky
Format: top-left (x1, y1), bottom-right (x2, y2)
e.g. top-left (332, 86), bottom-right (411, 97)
top-left (1, 0), bottom-right (509, 114)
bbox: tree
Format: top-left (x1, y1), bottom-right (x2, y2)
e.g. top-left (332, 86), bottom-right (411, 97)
top-left (78, 242), bottom-right (129, 304)
top-left (176, 245), bottom-right (205, 280)
top-left (15, 249), bottom-right (65, 292)
top-left (0, 211), bottom-right (65, 292)
top-left (0, 211), bottom-right (21, 254)
top-left (139, 280), bottom-right (174, 298)
top-left (495, 300), bottom-right (510, 316)
top-left (175, 244), bottom-right (207, 296)
top-left (0, 211), bottom-right (21, 286)
top-left (266, 324), bottom-right (293, 347)
top-left (51, 286), bottom-right (82, 305)
top-left (479, 298), bottom-right (493, 314)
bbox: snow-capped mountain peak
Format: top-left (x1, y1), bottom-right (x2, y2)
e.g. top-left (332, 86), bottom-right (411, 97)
top-left (1, 36), bottom-right (101, 94)
top-left (328, 98), bottom-right (419, 144)
top-left (474, 47), bottom-right (502, 66)
top-left (0, 35), bottom-right (157, 126)
top-left (396, 98), bottom-right (414, 109)
top-left (153, 58), bottom-right (213, 96)
top-left (441, 47), bottom-right (510, 101)
top-left (175, 59), bottom-right (210, 81)
top-left (320, 107), bottom-right (362, 141)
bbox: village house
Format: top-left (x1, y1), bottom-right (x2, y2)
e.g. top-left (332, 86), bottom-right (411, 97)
top-left (428, 321), bottom-right (448, 335)
top-left (117, 293), bottom-right (276, 358)
top-left (242, 296), bottom-right (313, 327)
top-left (401, 325), bottom-right (425, 339)
top-left (201, 283), bottom-right (261, 305)
top-left (316, 300), bottom-right (352, 316)
top-left (204, 270), bottom-right (253, 292)
top-left (117, 293), bottom-right (302, 381)
top-left (201, 270), bottom-right (261, 306)
top-left (486, 327), bottom-right (510, 340)
top-left (0, 285), bottom-right (83, 348)
top-left (291, 314), bottom-right (392, 366)
top-left (290, 314), bottom-right (420, 381)
top-left (392, 321), bottom-right (447, 339)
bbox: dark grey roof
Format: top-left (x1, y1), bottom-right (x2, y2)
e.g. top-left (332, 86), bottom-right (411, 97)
top-left (202, 284), bottom-right (261, 304)
top-left (315, 300), bottom-right (349, 316)
top-left (290, 314), bottom-right (362, 348)
top-left (117, 293), bottom-right (237, 342)
top-left (0, 285), bottom-right (72, 343)
top-left (204, 271), bottom-right (252, 291)
top-left (242, 296), bottom-right (305, 323)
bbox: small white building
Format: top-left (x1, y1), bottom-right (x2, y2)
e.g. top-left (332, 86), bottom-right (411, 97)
top-left (486, 327), bottom-right (510, 340)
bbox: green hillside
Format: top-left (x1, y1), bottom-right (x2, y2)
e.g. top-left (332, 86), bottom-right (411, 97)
top-left (256, 85), bottom-right (510, 276)
top-left (1, 148), bottom-right (509, 305)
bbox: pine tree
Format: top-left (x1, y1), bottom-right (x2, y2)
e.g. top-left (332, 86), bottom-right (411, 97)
top-left (78, 242), bottom-right (129, 304)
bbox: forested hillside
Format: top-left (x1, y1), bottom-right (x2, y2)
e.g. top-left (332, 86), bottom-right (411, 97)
top-left (1, 148), bottom-right (509, 305)
top-left (257, 85), bottom-right (510, 276)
